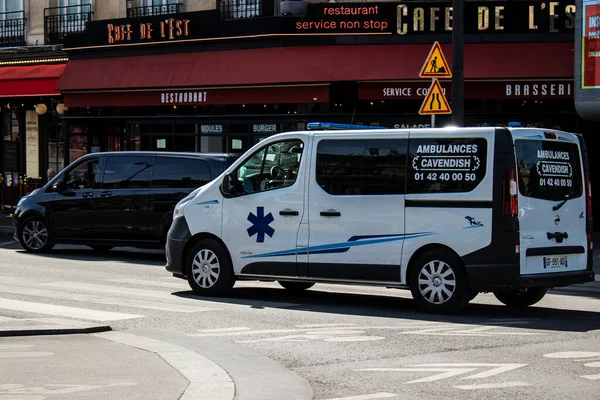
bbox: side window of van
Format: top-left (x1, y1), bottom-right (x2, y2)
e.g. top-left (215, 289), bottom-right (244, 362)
top-left (102, 156), bottom-right (154, 189)
top-left (152, 157), bottom-right (212, 188)
top-left (62, 158), bottom-right (99, 191)
top-left (235, 139), bottom-right (303, 195)
top-left (407, 138), bottom-right (487, 193)
top-left (316, 139), bottom-right (407, 195)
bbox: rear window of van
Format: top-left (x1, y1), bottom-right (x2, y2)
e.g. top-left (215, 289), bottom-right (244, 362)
top-left (515, 139), bottom-right (583, 201)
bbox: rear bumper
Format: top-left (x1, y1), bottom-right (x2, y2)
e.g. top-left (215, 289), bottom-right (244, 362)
top-left (165, 216), bottom-right (191, 277)
top-left (466, 264), bottom-right (595, 292)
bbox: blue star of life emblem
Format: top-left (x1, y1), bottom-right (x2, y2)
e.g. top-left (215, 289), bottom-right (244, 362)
top-left (247, 207), bottom-right (275, 243)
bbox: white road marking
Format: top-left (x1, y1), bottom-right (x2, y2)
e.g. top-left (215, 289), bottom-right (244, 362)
top-left (106, 278), bottom-right (187, 289)
top-left (0, 344), bottom-right (53, 359)
top-left (0, 298), bottom-right (143, 321)
top-left (295, 323), bottom-right (358, 328)
top-left (396, 325), bottom-right (537, 336)
top-left (195, 327), bottom-right (251, 333)
top-left (0, 283), bottom-right (217, 313)
top-left (326, 336), bottom-right (385, 342)
top-left (543, 351), bottom-right (600, 359)
top-left (584, 362), bottom-right (600, 367)
top-left (357, 364), bottom-right (529, 385)
top-left (43, 281), bottom-right (300, 308)
top-left (581, 374), bottom-right (600, 380)
top-left (454, 382), bottom-right (531, 390)
top-left (321, 393), bottom-right (397, 400)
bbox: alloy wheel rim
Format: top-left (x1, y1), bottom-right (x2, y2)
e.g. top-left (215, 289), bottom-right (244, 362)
top-left (22, 220), bottom-right (48, 250)
top-left (417, 260), bottom-right (456, 304)
top-left (192, 249), bottom-right (220, 289)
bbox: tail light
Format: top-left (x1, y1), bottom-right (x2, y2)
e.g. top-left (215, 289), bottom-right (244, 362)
top-left (503, 168), bottom-right (520, 253)
top-left (503, 168), bottom-right (519, 218)
top-left (585, 171), bottom-right (593, 250)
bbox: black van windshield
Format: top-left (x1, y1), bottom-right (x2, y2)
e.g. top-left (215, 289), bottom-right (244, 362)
top-left (515, 139), bottom-right (583, 201)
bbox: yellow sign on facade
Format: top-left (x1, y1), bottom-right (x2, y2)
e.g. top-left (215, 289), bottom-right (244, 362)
top-left (419, 79), bottom-right (452, 115)
top-left (419, 41), bottom-right (452, 79)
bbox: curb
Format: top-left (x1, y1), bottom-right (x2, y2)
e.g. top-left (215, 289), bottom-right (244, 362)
top-left (93, 331), bottom-right (236, 400)
top-left (0, 325), bottom-right (112, 337)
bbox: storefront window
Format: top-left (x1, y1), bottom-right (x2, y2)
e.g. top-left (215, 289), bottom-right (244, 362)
top-left (69, 124), bottom-right (88, 162)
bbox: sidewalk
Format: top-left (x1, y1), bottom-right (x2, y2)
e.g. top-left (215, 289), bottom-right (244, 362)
top-left (0, 317), bottom-right (312, 400)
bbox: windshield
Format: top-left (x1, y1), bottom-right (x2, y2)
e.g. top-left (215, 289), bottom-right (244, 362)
top-left (515, 139), bottom-right (583, 201)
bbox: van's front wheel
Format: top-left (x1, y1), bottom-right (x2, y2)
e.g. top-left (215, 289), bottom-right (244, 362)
top-left (493, 288), bottom-right (548, 308)
top-left (409, 249), bottom-right (470, 314)
top-left (186, 240), bottom-right (234, 296)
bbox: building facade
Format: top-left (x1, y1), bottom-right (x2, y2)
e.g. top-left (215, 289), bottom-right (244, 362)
top-left (2, 0), bottom-right (598, 210)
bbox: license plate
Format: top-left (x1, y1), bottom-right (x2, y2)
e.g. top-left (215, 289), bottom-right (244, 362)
top-left (543, 255), bottom-right (568, 269)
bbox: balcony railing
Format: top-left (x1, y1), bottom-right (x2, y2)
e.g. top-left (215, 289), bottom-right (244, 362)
top-left (127, 3), bottom-right (182, 18)
top-left (218, 0), bottom-right (275, 19)
top-left (0, 11), bottom-right (26, 47)
top-left (44, 4), bottom-right (92, 45)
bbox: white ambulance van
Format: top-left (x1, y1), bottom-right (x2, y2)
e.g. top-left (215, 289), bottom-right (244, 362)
top-left (165, 126), bottom-right (595, 314)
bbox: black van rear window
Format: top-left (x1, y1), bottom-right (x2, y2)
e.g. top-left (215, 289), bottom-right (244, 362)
top-left (515, 139), bottom-right (583, 201)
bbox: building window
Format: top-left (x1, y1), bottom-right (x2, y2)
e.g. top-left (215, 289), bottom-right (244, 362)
top-left (0, 0), bottom-right (25, 46)
top-left (127, 0), bottom-right (181, 18)
top-left (218, 0), bottom-right (275, 19)
top-left (44, 0), bottom-right (92, 45)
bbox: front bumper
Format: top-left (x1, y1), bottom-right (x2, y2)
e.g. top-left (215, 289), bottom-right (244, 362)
top-left (165, 216), bottom-right (191, 277)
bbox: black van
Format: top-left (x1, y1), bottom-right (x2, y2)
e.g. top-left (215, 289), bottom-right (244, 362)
top-left (13, 151), bottom-right (238, 253)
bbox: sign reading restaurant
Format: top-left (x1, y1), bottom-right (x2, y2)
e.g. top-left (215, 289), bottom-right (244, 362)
top-left (64, 1), bottom-right (576, 49)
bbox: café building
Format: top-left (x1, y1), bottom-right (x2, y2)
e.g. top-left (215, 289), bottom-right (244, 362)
top-left (55, 0), bottom-right (596, 161)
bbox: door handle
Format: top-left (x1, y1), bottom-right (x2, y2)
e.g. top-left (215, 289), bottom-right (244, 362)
top-left (82, 192), bottom-right (94, 198)
top-left (100, 191), bottom-right (112, 198)
top-left (547, 232), bottom-right (568, 243)
top-left (320, 210), bottom-right (341, 217)
top-left (279, 210), bottom-right (299, 216)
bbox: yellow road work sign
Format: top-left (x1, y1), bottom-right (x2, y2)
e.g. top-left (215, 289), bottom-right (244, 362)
top-left (419, 41), bottom-right (452, 79)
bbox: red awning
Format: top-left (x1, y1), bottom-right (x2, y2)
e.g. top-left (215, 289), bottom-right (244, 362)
top-left (0, 64), bottom-right (66, 97)
top-left (56, 42), bottom-right (574, 94)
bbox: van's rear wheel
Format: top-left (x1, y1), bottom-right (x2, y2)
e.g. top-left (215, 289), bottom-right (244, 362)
top-left (278, 281), bottom-right (315, 292)
top-left (409, 249), bottom-right (470, 314)
top-left (186, 240), bottom-right (234, 296)
top-left (493, 288), bottom-right (548, 308)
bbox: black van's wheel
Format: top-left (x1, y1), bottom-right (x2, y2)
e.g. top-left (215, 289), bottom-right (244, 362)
top-left (493, 288), bottom-right (548, 308)
top-left (186, 240), bottom-right (234, 296)
top-left (18, 216), bottom-right (54, 253)
top-left (278, 281), bottom-right (315, 292)
top-left (409, 249), bottom-right (470, 314)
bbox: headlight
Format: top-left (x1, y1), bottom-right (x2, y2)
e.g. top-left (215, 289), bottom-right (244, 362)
top-left (173, 188), bottom-right (201, 220)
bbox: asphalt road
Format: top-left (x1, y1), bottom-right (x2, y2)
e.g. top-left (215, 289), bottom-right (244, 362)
top-left (0, 239), bottom-right (599, 400)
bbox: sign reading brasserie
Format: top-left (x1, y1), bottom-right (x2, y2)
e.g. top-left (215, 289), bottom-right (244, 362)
top-left (65, 1), bottom-right (576, 49)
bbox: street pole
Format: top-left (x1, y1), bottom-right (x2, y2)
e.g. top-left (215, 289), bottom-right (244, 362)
top-left (452, 0), bottom-right (464, 127)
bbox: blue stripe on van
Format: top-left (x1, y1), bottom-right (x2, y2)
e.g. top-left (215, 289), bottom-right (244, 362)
top-left (241, 231), bottom-right (438, 259)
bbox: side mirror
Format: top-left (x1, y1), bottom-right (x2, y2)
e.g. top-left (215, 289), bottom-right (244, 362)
top-left (221, 173), bottom-right (238, 198)
top-left (53, 181), bottom-right (74, 196)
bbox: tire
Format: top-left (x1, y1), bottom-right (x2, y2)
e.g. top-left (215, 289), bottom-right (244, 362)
top-left (186, 239), bottom-right (235, 296)
top-left (89, 245), bottom-right (114, 253)
top-left (409, 249), bottom-right (470, 314)
top-left (18, 216), bottom-right (54, 253)
top-left (493, 288), bottom-right (548, 308)
top-left (278, 281), bottom-right (315, 292)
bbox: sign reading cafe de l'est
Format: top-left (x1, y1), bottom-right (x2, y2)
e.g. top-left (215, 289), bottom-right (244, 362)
top-left (108, 17), bottom-right (190, 43)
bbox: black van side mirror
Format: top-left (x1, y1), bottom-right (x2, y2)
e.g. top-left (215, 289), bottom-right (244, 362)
top-left (220, 173), bottom-right (238, 198)
top-left (53, 181), bottom-right (74, 196)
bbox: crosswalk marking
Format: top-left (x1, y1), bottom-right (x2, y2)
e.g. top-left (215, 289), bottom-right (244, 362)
top-left (0, 298), bottom-right (142, 321)
top-left (106, 278), bottom-right (187, 289)
top-left (0, 284), bottom-right (215, 313)
top-left (42, 281), bottom-right (301, 308)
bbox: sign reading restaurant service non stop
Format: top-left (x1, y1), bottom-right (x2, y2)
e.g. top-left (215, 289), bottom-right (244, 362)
top-left (418, 42), bottom-right (452, 123)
